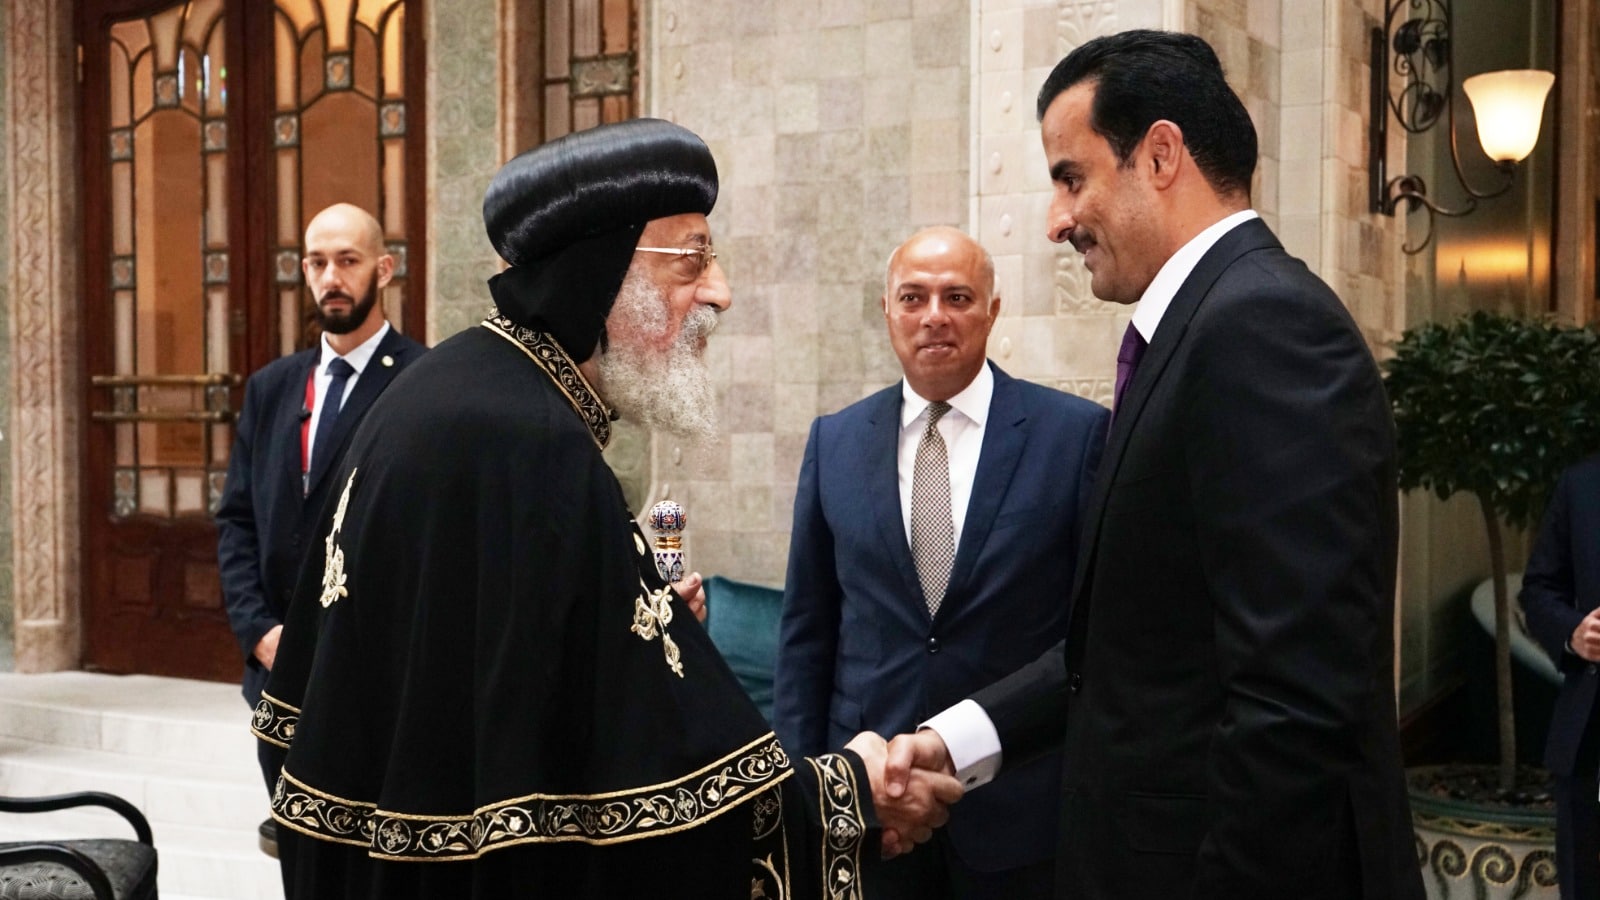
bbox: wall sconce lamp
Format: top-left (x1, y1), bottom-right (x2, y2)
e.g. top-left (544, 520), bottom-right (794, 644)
top-left (1369, 0), bottom-right (1555, 254)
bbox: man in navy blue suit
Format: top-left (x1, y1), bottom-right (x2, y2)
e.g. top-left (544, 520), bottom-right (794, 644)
top-left (1523, 453), bottom-right (1600, 900)
top-left (775, 226), bottom-right (1108, 899)
top-left (216, 203), bottom-right (426, 794)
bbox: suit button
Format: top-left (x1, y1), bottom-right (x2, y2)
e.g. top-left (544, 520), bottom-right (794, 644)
top-left (926, 637), bottom-right (941, 654)
top-left (1068, 672), bottom-right (1082, 694)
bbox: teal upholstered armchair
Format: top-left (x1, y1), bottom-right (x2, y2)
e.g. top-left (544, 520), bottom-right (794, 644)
top-left (703, 576), bottom-right (783, 724)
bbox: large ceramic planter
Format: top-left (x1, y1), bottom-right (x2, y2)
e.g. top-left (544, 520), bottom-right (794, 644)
top-left (1409, 765), bottom-right (1558, 900)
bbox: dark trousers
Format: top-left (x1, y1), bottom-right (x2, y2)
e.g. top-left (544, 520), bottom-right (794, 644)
top-left (1555, 772), bottom-right (1600, 900)
top-left (863, 830), bottom-right (1054, 900)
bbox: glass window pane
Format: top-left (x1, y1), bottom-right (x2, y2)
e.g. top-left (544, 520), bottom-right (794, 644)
top-left (300, 28), bottom-right (325, 106)
top-left (301, 92), bottom-right (378, 223)
top-left (382, 6), bottom-right (405, 97)
top-left (573, 0), bottom-right (599, 57)
top-left (139, 469), bottom-right (172, 517)
top-left (207, 287), bottom-right (229, 375)
top-left (132, 113), bottom-right (204, 379)
top-left (545, 83), bottom-right (570, 139)
top-left (149, 5), bottom-right (184, 72)
top-left (602, 0), bottom-right (630, 55)
top-left (175, 471), bottom-right (206, 515)
top-left (275, 12), bottom-right (300, 110)
top-left (279, 0), bottom-right (321, 36)
top-left (545, 0), bottom-right (570, 78)
top-left (324, 0), bottom-right (355, 52)
top-left (383, 138), bottom-right (404, 235)
top-left (184, 0), bottom-right (224, 47)
top-left (112, 161), bottom-right (135, 255)
top-left (353, 24), bottom-right (377, 97)
top-left (115, 290), bottom-right (136, 375)
top-left (111, 20), bottom-right (151, 67)
top-left (205, 26), bottom-right (226, 116)
top-left (110, 42), bottom-right (132, 128)
top-left (206, 151), bottom-right (228, 248)
top-left (573, 97), bottom-right (599, 133)
top-left (280, 288), bottom-right (300, 357)
top-left (278, 149), bottom-right (300, 244)
top-left (133, 54), bottom-right (154, 122)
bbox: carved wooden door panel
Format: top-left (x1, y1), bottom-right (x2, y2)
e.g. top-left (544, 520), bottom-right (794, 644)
top-left (79, 0), bottom-right (424, 680)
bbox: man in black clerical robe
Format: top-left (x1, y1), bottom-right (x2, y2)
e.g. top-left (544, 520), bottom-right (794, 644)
top-left (252, 118), bottom-right (960, 899)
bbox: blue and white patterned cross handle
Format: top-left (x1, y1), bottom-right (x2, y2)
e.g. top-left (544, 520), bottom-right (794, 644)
top-left (648, 499), bottom-right (686, 584)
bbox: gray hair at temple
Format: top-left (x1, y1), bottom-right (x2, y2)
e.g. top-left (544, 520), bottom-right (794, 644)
top-left (481, 119), bottom-right (719, 362)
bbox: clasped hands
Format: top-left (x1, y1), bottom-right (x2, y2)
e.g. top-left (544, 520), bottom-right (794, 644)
top-left (844, 729), bottom-right (961, 858)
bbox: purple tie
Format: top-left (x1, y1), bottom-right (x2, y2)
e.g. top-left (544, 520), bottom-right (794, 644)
top-left (1113, 323), bottom-right (1148, 417)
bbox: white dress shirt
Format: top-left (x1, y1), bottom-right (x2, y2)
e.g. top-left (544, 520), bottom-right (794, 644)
top-left (304, 321), bottom-right (391, 473)
top-left (925, 209), bottom-right (1261, 790)
top-left (897, 362), bottom-right (994, 552)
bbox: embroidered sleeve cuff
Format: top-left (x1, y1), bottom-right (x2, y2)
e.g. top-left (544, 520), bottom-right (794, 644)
top-left (922, 699), bottom-right (1001, 790)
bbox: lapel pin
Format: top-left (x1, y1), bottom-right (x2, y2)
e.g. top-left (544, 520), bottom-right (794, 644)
top-left (381, 355), bottom-right (394, 367)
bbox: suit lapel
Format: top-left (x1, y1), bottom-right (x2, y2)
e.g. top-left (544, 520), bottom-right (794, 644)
top-left (305, 330), bottom-right (408, 495)
top-left (865, 386), bottom-right (927, 611)
top-left (945, 364), bottom-right (1023, 605)
top-left (1066, 218), bottom-right (1282, 608)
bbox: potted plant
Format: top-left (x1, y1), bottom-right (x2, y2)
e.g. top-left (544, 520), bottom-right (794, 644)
top-left (1384, 310), bottom-right (1600, 898)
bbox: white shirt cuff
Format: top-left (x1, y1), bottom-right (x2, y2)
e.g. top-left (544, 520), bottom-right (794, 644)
top-left (921, 699), bottom-right (1002, 790)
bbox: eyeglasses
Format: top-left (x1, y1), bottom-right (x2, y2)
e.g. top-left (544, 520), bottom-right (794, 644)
top-left (636, 245), bottom-right (718, 275)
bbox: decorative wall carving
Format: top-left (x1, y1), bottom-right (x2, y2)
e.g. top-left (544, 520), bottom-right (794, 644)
top-left (6, 0), bottom-right (82, 671)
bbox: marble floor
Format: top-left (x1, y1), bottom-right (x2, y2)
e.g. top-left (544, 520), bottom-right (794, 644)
top-left (0, 670), bottom-right (282, 899)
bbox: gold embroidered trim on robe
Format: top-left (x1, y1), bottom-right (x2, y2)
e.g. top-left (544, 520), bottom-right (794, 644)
top-left (808, 754), bottom-right (867, 900)
top-left (251, 690), bottom-right (300, 749)
top-left (270, 734), bottom-right (799, 860)
top-left (481, 315), bottom-right (613, 449)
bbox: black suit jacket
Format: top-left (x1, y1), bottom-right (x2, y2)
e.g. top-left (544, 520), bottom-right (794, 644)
top-left (1522, 453), bottom-right (1600, 776)
top-left (775, 363), bottom-right (1107, 870)
top-left (217, 327), bottom-right (426, 706)
top-left (973, 218), bottom-right (1424, 899)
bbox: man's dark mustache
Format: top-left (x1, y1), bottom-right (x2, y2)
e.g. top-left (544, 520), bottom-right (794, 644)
top-left (320, 292), bottom-right (352, 304)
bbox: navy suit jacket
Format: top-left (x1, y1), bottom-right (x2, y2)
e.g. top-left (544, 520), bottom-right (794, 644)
top-left (1522, 453), bottom-right (1600, 777)
top-left (217, 327), bottom-right (426, 706)
top-left (775, 362), bottom-right (1108, 870)
top-left (970, 219), bottom-right (1422, 899)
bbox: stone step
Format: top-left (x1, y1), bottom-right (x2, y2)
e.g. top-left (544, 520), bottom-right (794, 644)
top-left (0, 671), bottom-right (255, 768)
top-left (0, 671), bottom-right (283, 899)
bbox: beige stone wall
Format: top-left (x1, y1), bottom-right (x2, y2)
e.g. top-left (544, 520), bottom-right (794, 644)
top-left (645, 0), bottom-right (972, 585)
top-left (426, 0), bottom-right (503, 342)
top-left (0, 4), bottom-right (11, 666)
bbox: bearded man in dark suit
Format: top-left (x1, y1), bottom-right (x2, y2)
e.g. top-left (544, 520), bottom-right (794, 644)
top-left (886, 30), bottom-right (1425, 900)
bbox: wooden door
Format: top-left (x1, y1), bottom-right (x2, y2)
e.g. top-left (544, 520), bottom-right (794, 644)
top-left (79, 0), bottom-right (425, 680)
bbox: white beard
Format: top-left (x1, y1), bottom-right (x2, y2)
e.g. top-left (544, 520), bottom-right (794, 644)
top-left (595, 269), bottom-right (720, 441)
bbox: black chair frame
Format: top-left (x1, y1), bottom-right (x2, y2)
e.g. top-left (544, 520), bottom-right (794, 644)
top-left (0, 791), bottom-right (156, 900)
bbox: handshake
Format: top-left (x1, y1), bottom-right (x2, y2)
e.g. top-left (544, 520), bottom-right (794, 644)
top-left (843, 729), bottom-right (963, 858)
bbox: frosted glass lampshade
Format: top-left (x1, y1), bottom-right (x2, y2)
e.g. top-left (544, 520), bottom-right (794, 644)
top-left (1462, 69), bottom-right (1555, 163)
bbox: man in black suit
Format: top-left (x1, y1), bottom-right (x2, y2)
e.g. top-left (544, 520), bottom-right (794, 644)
top-left (775, 227), bottom-right (1107, 899)
top-left (1522, 453), bottom-right (1600, 900)
top-left (886, 30), bottom-right (1425, 899)
top-left (216, 203), bottom-right (426, 793)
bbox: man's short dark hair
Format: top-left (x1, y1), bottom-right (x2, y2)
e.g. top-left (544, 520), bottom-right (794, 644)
top-left (1037, 30), bottom-right (1257, 198)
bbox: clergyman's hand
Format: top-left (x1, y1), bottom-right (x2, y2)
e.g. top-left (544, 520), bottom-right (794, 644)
top-left (672, 571), bottom-right (708, 624)
top-left (845, 731), bottom-right (963, 859)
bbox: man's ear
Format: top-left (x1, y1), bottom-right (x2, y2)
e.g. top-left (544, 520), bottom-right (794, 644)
top-left (376, 253), bottom-right (396, 290)
top-left (1144, 120), bottom-right (1183, 188)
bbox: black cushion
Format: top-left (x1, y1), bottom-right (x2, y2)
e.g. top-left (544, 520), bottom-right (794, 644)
top-left (0, 840), bottom-right (157, 900)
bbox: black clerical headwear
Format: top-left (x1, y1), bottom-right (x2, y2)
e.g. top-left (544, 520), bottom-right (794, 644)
top-left (482, 118), bottom-right (719, 362)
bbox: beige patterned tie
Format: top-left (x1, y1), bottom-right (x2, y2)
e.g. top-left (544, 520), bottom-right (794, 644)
top-left (911, 401), bottom-right (955, 616)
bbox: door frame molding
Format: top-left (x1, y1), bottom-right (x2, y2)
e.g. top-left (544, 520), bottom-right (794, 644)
top-left (6, 0), bottom-right (83, 672)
